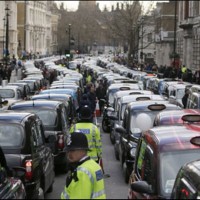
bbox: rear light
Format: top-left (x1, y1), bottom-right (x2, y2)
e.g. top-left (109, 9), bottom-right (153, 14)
top-left (25, 160), bottom-right (33, 181)
top-left (58, 134), bottom-right (64, 150)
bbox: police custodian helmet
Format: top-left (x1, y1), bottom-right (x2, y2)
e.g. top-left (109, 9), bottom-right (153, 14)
top-left (65, 132), bottom-right (90, 151)
top-left (80, 105), bottom-right (92, 120)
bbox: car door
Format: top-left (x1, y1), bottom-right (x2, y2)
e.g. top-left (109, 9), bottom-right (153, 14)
top-left (119, 109), bottom-right (129, 165)
top-left (31, 119), bottom-right (54, 193)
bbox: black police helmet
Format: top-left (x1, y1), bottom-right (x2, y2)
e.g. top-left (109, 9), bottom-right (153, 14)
top-left (80, 105), bottom-right (92, 120)
top-left (65, 132), bottom-right (90, 151)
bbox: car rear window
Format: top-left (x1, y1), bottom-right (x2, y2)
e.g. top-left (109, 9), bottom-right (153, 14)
top-left (0, 89), bottom-right (15, 98)
top-left (0, 124), bottom-right (23, 147)
top-left (34, 110), bottom-right (57, 126)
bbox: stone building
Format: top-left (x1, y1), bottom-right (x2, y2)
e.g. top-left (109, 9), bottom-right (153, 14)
top-left (154, 1), bottom-right (177, 67)
top-left (177, 1), bottom-right (200, 72)
top-left (16, 1), bottom-right (60, 58)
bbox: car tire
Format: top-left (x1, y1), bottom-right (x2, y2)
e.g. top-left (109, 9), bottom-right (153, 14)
top-left (110, 131), bottom-right (115, 144)
top-left (123, 162), bottom-right (129, 184)
top-left (114, 144), bottom-right (119, 160)
top-left (47, 183), bottom-right (53, 193)
top-left (102, 118), bottom-right (110, 133)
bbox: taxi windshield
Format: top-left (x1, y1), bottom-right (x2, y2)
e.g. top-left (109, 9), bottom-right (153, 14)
top-left (160, 149), bottom-right (200, 196)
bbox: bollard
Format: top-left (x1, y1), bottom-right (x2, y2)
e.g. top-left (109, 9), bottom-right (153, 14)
top-left (2, 80), bottom-right (8, 87)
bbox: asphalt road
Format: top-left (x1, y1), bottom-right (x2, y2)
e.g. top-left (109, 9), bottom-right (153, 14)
top-left (45, 116), bottom-right (129, 199)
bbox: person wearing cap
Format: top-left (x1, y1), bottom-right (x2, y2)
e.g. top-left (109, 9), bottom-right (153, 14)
top-left (60, 132), bottom-right (106, 199)
top-left (70, 105), bottom-right (102, 163)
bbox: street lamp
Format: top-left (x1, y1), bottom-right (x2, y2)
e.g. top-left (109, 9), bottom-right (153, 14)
top-left (5, 4), bottom-right (10, 68)
top-left (68, 24), bottom-right (71, 54)
top-left (2, 17), bottom-right (5, 58)
top-left (140, 16), bottom-right (144, 63)
top-left (173, 1), bottom-right (178, 68)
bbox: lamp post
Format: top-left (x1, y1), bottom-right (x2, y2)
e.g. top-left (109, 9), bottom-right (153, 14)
top-left (68, 24), bottom-right (71, 54)
top-left (173, 1), bottom-right (177, 68)
top-left (140, 17), bottom-right (144, 63)
top-left (5, 4), bottom-right (10, 68)
top-left (2, 17), bottom-right (5, 58)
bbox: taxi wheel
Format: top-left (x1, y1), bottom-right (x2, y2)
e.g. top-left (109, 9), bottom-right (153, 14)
top-left (110, 131), bottom-right (115, 144)
top-left (123, 163), bottom-right (130, 184)
top-left (102, 119), bottom-right (110, 133)
top-left (114, 144), bottom-right (119, 160)
top-left (47, 183), bottom-right (53, 193)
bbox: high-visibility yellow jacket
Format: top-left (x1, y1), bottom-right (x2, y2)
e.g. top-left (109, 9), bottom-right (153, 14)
top-left (70, 123), bottom-right (102, 161)
top-left (86, 75), bottom-right (92, 83)
top-left (61, 159), bottom-right (106, 199)
top-left (181, 66), bottom-right (187, 73)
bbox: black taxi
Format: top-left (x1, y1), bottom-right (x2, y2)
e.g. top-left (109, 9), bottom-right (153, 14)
top-left (0, 111), bottom-right (55, 199)
top-left (8, 100), bottom-right (68, 170)
top-left (129, 118), bottom-right (200, 199)
top-left (116, 100), bottom-right (181, 183)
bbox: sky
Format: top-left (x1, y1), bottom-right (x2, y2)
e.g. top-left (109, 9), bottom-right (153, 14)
top-left (54, 1), bottom-right (160, 12)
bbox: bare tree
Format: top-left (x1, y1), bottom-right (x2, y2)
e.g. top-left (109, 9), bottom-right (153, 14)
top-left (103, 1), bottom-right (155, 65)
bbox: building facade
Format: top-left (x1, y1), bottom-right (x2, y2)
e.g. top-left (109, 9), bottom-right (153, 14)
top-left (177, 1), bottom-right (200, 72)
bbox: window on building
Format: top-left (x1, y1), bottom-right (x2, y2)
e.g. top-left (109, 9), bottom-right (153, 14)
top-left (148, 33), bottom-right (152, 43)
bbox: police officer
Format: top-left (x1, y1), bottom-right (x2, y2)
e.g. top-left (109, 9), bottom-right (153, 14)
top-left (70, 105), bottom-right (102, 163)
top-left (60, 132), bottom-right (106, 199)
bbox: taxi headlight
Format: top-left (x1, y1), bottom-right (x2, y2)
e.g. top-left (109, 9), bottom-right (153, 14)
top-left (130, 148), bottom-right (136, 159)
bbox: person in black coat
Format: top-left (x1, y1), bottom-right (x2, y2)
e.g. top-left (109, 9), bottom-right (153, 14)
top-left (87, 84), bottom-right (96, 115)
top-left (182, 88), bottom-right (190, 108)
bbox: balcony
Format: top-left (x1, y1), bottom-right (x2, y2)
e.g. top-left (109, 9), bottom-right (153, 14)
top-left (179, 17), bottom-right (194, 29)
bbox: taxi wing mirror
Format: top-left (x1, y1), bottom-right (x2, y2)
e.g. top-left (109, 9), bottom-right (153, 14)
top-left (131, 181), bottom-right (153, 194)
top-left (115, 126), bottom-right (126, 135)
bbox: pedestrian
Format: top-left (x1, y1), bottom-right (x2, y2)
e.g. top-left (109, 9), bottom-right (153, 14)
top-left (182, 88), bottom-right (190, 108)
top-left (96, 80), bottom-right (106, 116)
top-left (87, 83), bottom-right (97, 116)
top-left (60, 132), bottom-right (106, 199)
top-left (76, 94), bottom-right (91, 114)
top-left (70, 105), bottom-right (102, 162)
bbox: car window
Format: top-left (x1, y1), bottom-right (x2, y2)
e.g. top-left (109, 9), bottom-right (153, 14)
top-left (177, 89), bottom-right (185, 99)
top-left (31, 122), bottom-right (43, 148)
top-left (61, 107), bottom-right (68, 131)
top-left (136, 140), bottom-right (154, 188)
top-left (35, 110), bottom-right (57, 126)
top-left (0, 89), bottom-right (15, 98)
top-left (0, 124), bottom-right (23, 147)
top-left (160, 149), bottom-right (200, 196)
top-left (17, 90), bottom-right (22, 99)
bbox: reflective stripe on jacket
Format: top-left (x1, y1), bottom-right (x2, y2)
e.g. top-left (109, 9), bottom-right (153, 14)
top-left (70, 123), bottom-right (102, 161)
top-left (61, 159), bottom-right (106, 199)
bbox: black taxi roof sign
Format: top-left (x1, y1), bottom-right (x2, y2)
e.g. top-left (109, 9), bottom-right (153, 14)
top-left (148, 104), bottom-right (166, 111)
top-left (181, 114), bottom-right (200, 123)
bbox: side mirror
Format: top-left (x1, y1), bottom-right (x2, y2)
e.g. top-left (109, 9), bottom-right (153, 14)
top-left (130, 128), bottom-right (142, 142)
top-left (115, 126), bottom-right (126, 134)
top-left (169, 95), bottom-right (175, 100)
top-left (2, 100), bottom-right (8, 105)
top-left (131, 181), bottom-right (153, 194)
top-left (109, 115), bottom-right (118, 120)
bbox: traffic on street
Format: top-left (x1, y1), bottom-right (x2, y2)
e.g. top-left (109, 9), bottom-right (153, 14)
top-left (1, 1), bottom-right (200, 199)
